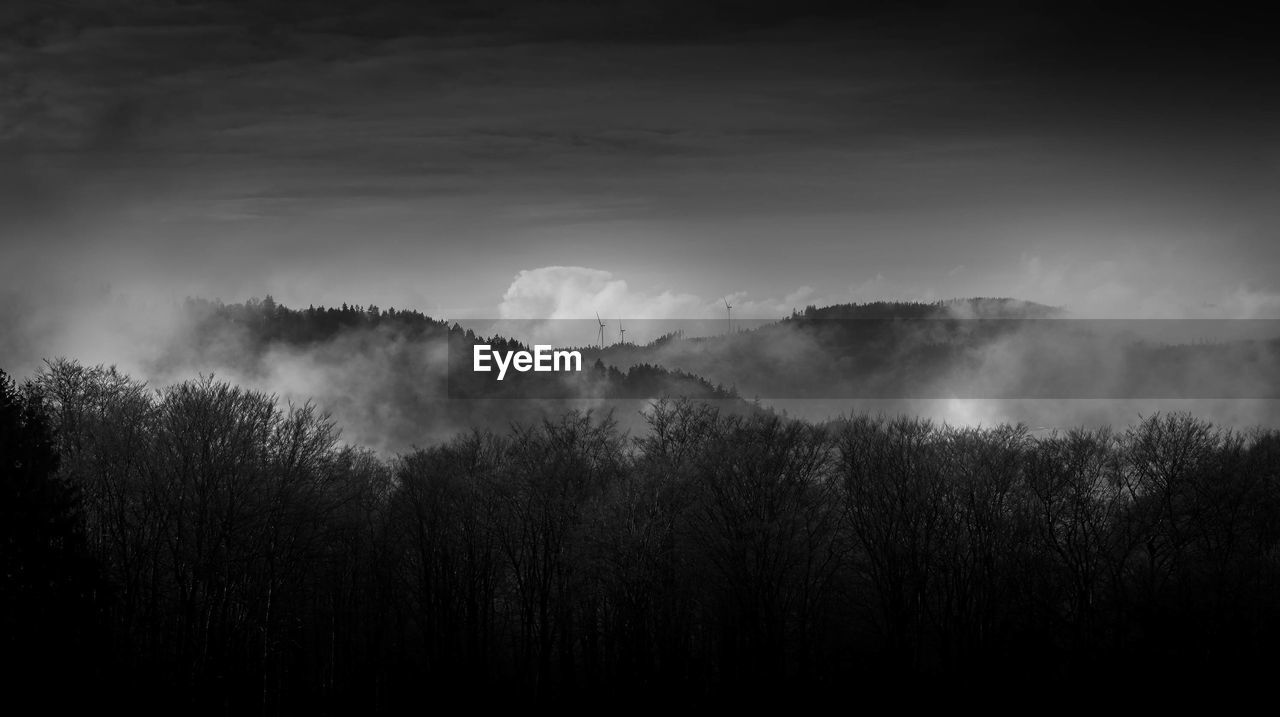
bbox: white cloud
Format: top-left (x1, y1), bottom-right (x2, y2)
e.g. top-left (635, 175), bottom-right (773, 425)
top-left (498, 266), bottom-right (703, 320)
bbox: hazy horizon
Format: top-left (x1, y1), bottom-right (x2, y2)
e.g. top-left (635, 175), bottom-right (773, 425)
top-left (4, 1), bottom-right (1278, 324)
top-left (4, 0), bottom-right (1279, 448)
top-left (6, 7), bottom-right (1280, 707)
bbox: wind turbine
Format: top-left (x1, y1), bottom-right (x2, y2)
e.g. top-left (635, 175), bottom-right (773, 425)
top-left (723, 297), bottom-right (733, 335)
top-left (618, 318), bottom-right (626, 345)
top-left (596, 312), bottom-right (607, 349)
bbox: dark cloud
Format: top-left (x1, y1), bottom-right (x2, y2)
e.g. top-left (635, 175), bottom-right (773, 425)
top-left (2, 0), bottom-right (1276, 449)
top-left (1, 0), bottom-right (1276, 317)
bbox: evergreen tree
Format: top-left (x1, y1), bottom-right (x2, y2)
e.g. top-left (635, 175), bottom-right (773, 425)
top-left (0, 369), bottom-right (107, 707)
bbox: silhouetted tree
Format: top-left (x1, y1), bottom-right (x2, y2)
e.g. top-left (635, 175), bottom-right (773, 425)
top-left (1, 369), bottom-right (108, 708)
top-left (15, 356), bottom-right (1280, 709)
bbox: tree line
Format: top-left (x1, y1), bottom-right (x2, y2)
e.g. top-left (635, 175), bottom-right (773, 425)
top-left (4, 359), bottom-right (1280, 712)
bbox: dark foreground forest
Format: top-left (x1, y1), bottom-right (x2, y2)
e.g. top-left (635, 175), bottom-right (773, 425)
top-left (4, 360), bottom-right (1280, 712)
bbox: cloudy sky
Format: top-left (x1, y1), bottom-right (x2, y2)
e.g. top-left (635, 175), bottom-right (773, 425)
top-left (3, 0), bottom-right (1278, 322)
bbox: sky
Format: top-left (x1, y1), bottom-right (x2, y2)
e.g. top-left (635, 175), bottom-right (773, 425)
top-left (3, 0), bottom-right (1279, 324)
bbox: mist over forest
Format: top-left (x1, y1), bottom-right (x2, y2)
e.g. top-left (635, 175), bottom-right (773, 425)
top-left (5, 0), bottom-right (1280, 710)
top-left (5, 294), bottom-right (1280, 711)
top-left (4, 293), bottom-right (1278, 454)
top-left (7, 358), bottom-right (1280, 711)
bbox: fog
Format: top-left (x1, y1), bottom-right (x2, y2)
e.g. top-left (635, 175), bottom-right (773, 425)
top-left (3, 0), bottom-right (1277, 454)
top-left (3, 283), bottom-right (1277, 456)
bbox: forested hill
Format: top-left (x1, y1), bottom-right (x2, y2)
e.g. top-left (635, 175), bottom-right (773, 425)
top-left (169, 295), bottom-right (1074, 403)
top-left (788, 297), bottom-right (1063, 320)
top-left (145, 297), bottom-right (740, 452)
top-left (180, 296), bottom-right (1060, 351)
top-left (172, 295), bottom-right (1278, 406)
top-left (582, 298), bottom-right (1277, 401)
top-left (175, 296), bottom-right (734, 400)
top-left (182, 296), bottom-right (451, 350)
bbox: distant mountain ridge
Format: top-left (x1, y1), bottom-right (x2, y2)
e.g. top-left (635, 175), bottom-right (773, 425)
top-left (154, 295), bottom-right (1278, 450)
top-left (171, 296), bottom-right (738, 400)
top-left (790, 297), bottom-right (1063, 320)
